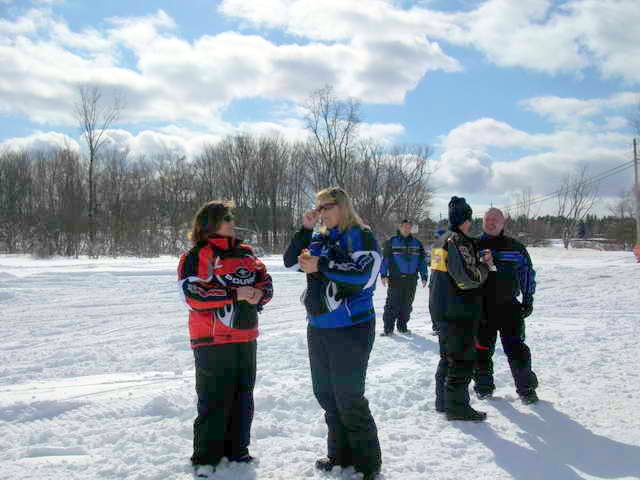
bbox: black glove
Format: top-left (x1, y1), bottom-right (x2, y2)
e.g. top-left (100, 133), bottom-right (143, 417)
top-left (521, 303), bottom-right (533, 319)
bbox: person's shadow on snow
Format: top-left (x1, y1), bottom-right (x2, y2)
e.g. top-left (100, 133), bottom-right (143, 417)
top-left (387, 332), bottom-right (439, 354)
top-left (460, 400), bottom-right (640, 479)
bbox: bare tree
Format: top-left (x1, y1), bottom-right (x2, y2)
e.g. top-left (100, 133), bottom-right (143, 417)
top-left (556, 166), bottom-right (599, 249)
top-left (607, 189), bottom-right (634, 219)
top-left (350, 142), bottom-right (432, 233)
top-left (0, 151), bottom-right (32, 252)
top-left (304, 85), bottom-right (360, 188)
top-left (75, 85), bottom-right (123, 257)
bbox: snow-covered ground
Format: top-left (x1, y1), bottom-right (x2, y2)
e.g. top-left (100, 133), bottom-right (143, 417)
top-left (1, 248), bottom-right (639, 480)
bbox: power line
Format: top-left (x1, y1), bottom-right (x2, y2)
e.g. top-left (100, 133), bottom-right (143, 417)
top-left (502, 159), bottom-right (634, 212)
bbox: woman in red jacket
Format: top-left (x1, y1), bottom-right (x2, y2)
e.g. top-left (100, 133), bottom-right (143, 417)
top-left (178, 201), bottom-right (273, 479)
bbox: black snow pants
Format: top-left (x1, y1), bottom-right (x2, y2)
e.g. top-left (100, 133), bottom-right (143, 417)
top-left (473, 301), bottom-right (537, 397)
top-left (307, 320), bottom-right (381, 476)
top-left (434, 304), bottom-right (480, 414)
top-left (382, 274), bottom-right (418, 333)
top-left (191, 341), bottom-right (256, 466)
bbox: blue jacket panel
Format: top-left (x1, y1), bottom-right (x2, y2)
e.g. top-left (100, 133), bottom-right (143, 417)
top-left (283, 226), bottom-right (382, 328)
top-left (380, 233), bottom-right (428, 281)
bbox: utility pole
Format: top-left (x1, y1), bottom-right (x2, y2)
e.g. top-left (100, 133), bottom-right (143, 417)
top-left (634, 138), bottom-right (640, 262)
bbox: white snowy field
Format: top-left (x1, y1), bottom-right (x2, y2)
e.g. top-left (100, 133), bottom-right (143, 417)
top-left (1, 248), bottom-right (639, 480)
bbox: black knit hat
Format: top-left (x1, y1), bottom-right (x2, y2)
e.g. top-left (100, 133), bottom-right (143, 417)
top-left (448, 196), bottom-right (472, 228)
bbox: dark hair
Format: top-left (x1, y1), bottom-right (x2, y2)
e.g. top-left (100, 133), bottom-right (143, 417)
top-left (189, 200), bottom-right (234, 244)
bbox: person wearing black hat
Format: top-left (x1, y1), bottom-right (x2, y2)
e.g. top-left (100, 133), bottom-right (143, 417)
top-left (380, 219), bottom-right (429, 336)
top-left (429, 196), bottom-right (493, 421)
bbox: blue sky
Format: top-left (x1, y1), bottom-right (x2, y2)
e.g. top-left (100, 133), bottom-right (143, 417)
top-left (1, 0), bottom-right (638, 217)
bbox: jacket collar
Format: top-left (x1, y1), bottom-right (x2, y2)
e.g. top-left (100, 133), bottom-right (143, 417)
top-left (207, 234), bottom-right (241, 250)
top-left (480, 230), bottom-right (505, 241)
top-left (396, 230), bottom-right (413, 240)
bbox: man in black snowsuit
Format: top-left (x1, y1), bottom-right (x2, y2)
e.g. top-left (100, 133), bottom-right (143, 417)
top-left (380, 219), bottom-right (429, 336)
top-left (430, 197), bottom-right (493, 421)
top-left (473, 208), bottom-right (539, 404)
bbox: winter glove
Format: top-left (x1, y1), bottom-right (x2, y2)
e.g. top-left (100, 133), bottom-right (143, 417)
top-left (521, 303), bottom-right (533, 319)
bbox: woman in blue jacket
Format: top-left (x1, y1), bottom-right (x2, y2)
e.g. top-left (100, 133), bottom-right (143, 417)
top-left (284, 187), bottom-right (382, 480)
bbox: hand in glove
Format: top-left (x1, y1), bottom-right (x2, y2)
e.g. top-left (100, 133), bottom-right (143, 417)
top-left (521, 303), bottom-right (533, 319)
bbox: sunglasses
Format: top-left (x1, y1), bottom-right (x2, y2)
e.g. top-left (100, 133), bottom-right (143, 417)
top-left (222, 214), bottom-right (234, 222)
top-left (316, 202), bottom-right (338, 212)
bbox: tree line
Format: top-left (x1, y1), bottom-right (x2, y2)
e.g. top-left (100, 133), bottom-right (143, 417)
top-left (0, 85), bottom-right (635, 257)
top-left (0, 88), bottom-right (433, 257)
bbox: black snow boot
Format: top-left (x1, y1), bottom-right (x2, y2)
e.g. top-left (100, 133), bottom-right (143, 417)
top-left (315, 457), bottom-right (337, 472)
top-left (520, 391), bottom-right (539, 404)
top-left (362, 471), bottom-right (380, 480)
top-left (446, 407), bottom-right (487, 422)
top-left (475, 389), bottom-right (494, 400)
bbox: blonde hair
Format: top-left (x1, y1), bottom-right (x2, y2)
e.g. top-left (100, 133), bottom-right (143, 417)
top-left (316, 187), bottom-right (368, 232)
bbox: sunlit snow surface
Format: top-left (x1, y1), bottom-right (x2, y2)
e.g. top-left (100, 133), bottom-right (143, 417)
top-left (1, 249), bottom-right (639, 479)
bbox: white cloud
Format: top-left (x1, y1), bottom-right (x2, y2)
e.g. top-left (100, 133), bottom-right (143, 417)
top-left (1, 1), bottom-right (638, 136)
top-left (433, 112), bottom-right (633, 209)
top-left (221, 0), bottom-right (640, 83)
top-left (357, 122), bottom-right (405, 143)
top-left (521, 91), bottom-right (640, 126)
top-left (0, 130), bottom-right (79, 152)
top-left (0, 6), bottom-right (460, 130)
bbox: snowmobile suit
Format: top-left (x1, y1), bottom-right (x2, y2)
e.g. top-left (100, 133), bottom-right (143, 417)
top-left (284, 226), bottom-right (382, 477)
top-left (429, 230), bottom-right (489, 414)
top-left (380, 233), bottom-right (428, 333)
top-left (178, 235), bottom-right (273, 466)
top-left (473, 232), bottom-right (538, 397)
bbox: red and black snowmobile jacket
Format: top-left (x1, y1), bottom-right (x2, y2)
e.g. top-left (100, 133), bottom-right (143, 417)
top-left (177, 235), bottom-right (273, 348)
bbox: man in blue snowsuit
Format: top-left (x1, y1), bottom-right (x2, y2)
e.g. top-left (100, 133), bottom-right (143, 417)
top-left (380, 219), bottom-right (428, 336)
top-left (473, 208), bottom-right (539, 404)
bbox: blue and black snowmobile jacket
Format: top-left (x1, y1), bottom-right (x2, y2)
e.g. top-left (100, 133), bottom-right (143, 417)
top-left (284, 225), bottom-right (382, 328)
top-left (380, 232), bottom-right (428, 281)
top-left (476, 232), bottom-right (536, 307)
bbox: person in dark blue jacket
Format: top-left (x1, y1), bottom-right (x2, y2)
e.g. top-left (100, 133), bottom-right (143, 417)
top-left (283, 187), bottom-right (382, 480)
top-left (380, 219), bottom-right (428, 335)
top-left (473, 208), bottom-right (539, 404)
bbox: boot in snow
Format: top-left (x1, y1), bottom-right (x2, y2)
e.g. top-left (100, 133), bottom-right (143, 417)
top-left (194, 464), bottom-right (215, 479)
top-left (520, 391), bottom-right (539, 405)
top-left (315, 456), bottom-right (337, 472)
top-left (446, 407), bottom-right (487, 422)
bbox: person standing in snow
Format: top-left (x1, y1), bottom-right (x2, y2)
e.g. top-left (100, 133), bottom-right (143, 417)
top-left (473, 208), bottom-right (539, 404)
top-left (379, 219), bottom-right (429, 336)
top-left (177, 201), bottom-right (273, 479)
top-left (430, 196), bottom-right (492, 421)
top-left (283, 187), bottom-right (382, 480)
